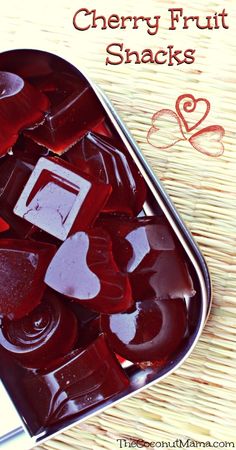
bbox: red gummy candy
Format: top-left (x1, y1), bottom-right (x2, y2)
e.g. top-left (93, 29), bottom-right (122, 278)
top-left (45, 228), bottom-right (133, 314)
top-left (101, 298), bottom-right (187, 363)
top-left (12, 135), bottom-right (49, 164)
top-left (97, 216), bottom-right (195, 300)
top-left (25, 83), bottom-right (105, 153)
top-left (0, 157), bottom-right (34, 237)
top-left (14, 157), bottom-right (111, 241)
top-left (67, 303), bottom-right (99, 350)
top-left (0, 71), bottom-right (49, 156)
top-left (65, 132), bottom-right (146, 216)
top-left (77, 317), bottom-right (101, 351)
top-left (29, 71), bottom-right (109, 144)
top-left (0, 239), bottom-right (56, 320)
top-left (22, 334), bottom-right (129, 426)
top-left (0, 292), bottom-right (78, 368)
top-left (28, 71), bottom-right (87, 107)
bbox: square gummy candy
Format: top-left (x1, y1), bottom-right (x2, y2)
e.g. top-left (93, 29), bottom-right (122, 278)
top-left (64, 132), bottom-right (146, 216)
top-left (22, 334), bottom-right (129, 427)
top-left (25, 85), bottom-right (105, 154)
top-left (14, 157), bottom-right (111, 240)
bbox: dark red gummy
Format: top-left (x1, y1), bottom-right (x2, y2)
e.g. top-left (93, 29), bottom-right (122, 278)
top-left (25, 83), bottom-right (105, 153)
top-left (45, 228), bottom-right (133, 314)
top-left (0, 51), bottom-right (57, 79)
top-left (97, 216), bottom-right (195, 300)
top-left (12, 135), bottom-right (49, 164)
top-left (65, 303), bottom-right (100, 350)
top-left (77, 317), bottom-right (101, 351)
top-left (0, 292), bottom-right (78, 368)
top-left (22, 334), bottom-right (129, 426)
top-left (0, 157), bottom-right (35, 237)
top-left (0, 71), bottom-right (49, 156)
top-left (67, 302), bottom-right (98, 326)
top-left (14, 157), bottom-right (112, 240)
top-left (27, 71), bottom-right (87, 107)
top-left (0, 239), bottom-right (56, 320)
top-left (27, 72), bottom-right (111, 139)
top-left (101, 298), bottom-right (187, 363)
top-left (0, 49), bottom-right (198, 432)
top-left (64, 132), bottom-right (146, 216)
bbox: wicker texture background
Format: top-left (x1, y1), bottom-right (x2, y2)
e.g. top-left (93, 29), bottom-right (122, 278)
top-left (1, 0), bottom-right (236, 448)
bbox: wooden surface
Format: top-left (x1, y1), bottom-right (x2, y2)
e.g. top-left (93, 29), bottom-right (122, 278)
top-left (0, 1), bottom-right (236, 448)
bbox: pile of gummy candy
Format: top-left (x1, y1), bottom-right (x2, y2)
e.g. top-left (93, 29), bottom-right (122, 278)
top-left (0, 60), bottom-right (195, 429)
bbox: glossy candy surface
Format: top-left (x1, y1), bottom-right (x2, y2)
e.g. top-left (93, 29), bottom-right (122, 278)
top-left (0, 71), bottom-right (49, 156)
top-left (101, 298), bottom-right (188, 362)
top-left (65, 132), bottom-right (146, 216)
top-left (0, 292), bottom-right (78, 368)
top-left (0, 239), bottom-right (56, 320)
top-left (97, 216), bottom-right (195, 300)
top-left (14, 157), bottom-right (112, 240)
top-left (28, 71), bottom-right (86, 106)
top-left (22, 334), bottom-right (129, 426)
top-left (12, 135), bottom-right (50, 164)
top-left (0, 157), bottom-right (34, 237)
top-left (45, 228), bottom-right (133, 314)
top-left (0, 49), bottom-right (198, 433)
top-left (25, 80), bottom-right (105, 153)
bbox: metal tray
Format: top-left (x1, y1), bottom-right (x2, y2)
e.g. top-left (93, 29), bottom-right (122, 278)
top-left (0, 49), bottom-right (211, 450)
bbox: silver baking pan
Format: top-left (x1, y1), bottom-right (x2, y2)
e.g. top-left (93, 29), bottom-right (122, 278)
top-left (0, 49), bottom-right (211, 450)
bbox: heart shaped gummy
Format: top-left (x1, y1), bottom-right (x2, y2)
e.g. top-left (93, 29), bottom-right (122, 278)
top-left (45, 228), bottom-right (133, 314)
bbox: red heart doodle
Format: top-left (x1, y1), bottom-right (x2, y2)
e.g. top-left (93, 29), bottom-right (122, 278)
top-left (189, 125), bottom-right (225, 157)
top-left (176, 94), bottom-right (210, 132)
top-left (147, 109), bottom-right (186, 149)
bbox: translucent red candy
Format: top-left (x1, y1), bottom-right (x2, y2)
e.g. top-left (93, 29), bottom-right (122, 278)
top-left (0, 239), bottom-right (56, 320)
top-left (0, 50), bottom-right (197, 432)
top-left (25, 77), bottom-right (106, 154)
top-left (22, 334), bottom-right (129, 426)
top-left (0, 71), bottom-right (49, 156)
top-left (29, 73), bottom-right (112, 138)
top-left (97, 216), bottom-right (195, 300)
top-left (64, 132), bottom-right (147, 215)
top-left (45, 228), bottom-right (133, 314)
top-left (67, 303), bottom-right (100, 350)
top-left (0, 292), bottom-right (78, 368)
top-left (28, 71), bottom-right (87, 106)
top-left (0, 156), bottom-right (35, 237)
top-left (14, 157), bottom-right (112, 240)
top-left (101, 298), bottom-right (188, 363)
top-left (12, 135), bottom-right (49, 164)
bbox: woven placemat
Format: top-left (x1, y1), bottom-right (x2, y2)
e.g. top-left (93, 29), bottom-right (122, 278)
top-left (1, 0), bottom-right (236, 448)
